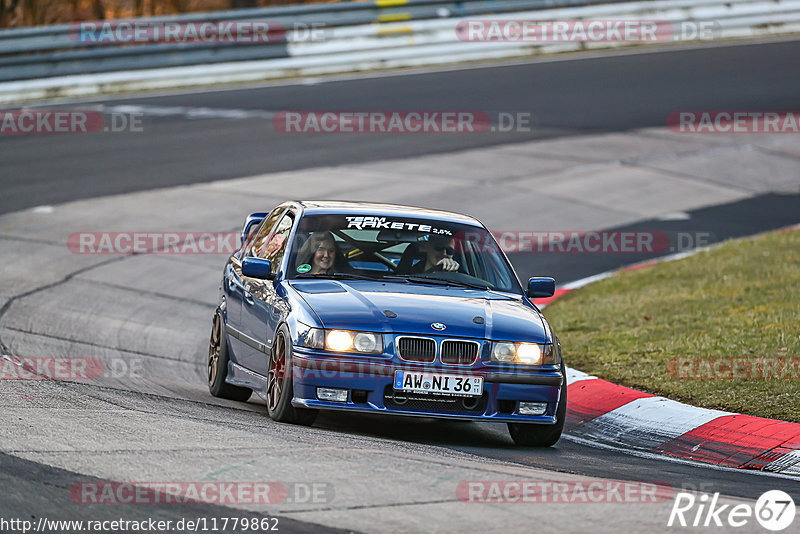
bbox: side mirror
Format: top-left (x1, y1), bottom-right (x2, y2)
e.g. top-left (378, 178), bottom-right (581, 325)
top-left (242, 257), bottom-right (274, 280)
top-left (241, 212), bottom-right (268, 247)
top-left (526, 277), bottom-right (555, 298)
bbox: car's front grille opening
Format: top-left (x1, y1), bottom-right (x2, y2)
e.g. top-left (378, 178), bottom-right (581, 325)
top-left (383, 386), bottom-right (488, 415)
top-left (498, 399), bottom-right (516, 414)
top-left (440, 340), bottom-right (480, 365)
top-left (351, 389), bottom-right (369, 404)
top-left (396, 336), bottom-right (436, 363)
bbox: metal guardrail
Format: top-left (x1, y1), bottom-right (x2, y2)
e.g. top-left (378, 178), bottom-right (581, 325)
top-left (0, 0), bottom-right (635, 82)
top-left (0, 0), bottom-right (798, 101)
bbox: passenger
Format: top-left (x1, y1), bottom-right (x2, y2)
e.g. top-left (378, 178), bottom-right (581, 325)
top-left (412, 236), bottom-right (460, 273)
top-left (296, 231), bottom-right (339, 275)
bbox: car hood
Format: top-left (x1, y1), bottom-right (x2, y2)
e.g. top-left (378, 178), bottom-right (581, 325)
top-left (289, 280), bottom-right (548, 343)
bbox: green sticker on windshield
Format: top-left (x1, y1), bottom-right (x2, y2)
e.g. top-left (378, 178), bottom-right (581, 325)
top-left (297, 264), bottom-right (312, 273)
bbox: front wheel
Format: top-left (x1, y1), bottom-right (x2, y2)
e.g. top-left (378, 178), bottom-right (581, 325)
top-left (266, 324), bottom-right (318, 426)
top-left (507, 361), bottom-right (567, 447)
top-left (208, 312), bottom-right (252, 402)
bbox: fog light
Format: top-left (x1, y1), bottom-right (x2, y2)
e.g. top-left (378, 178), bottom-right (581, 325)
top-left (317, 387), bottom-right (348, 403)
top-left (519, 402), bottom-right (548, 415)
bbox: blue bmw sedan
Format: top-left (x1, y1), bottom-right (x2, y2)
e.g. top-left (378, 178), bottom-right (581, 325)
top-left (208, 201), bottom-right (565, 446)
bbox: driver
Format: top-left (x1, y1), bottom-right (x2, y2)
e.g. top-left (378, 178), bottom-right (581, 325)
top-left (412, 236), bottom-right (460, 273)
top-left (296, 231), bottom-right (339, 275)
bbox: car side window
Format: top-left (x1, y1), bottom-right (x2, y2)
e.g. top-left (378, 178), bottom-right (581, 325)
top-left (242, 208), bottom-right (281, 252)
top-left (248, 209), bottom-right (285, 258)
top-left (259, 212), bottom-right (295, 273)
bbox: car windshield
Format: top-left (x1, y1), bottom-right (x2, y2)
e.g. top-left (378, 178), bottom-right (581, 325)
top-left (288, 213), bottom-right (521, 293)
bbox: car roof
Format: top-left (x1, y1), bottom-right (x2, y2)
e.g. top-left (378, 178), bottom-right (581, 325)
top-left (290, 200), bottom-right (484, 227)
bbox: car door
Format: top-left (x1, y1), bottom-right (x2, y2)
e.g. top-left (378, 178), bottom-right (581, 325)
top-left (225, 207), bottom-right (285, 368)
top-left (239, 210), bottom-right (296, 376)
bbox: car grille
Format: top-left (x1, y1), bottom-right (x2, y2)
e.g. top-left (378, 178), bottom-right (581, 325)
top-left (440, 340), bottom-right (480, 365)
top-left (383, 386), bottom-right (488, 415)
top-left (396, 336), bottom-right (436, 363)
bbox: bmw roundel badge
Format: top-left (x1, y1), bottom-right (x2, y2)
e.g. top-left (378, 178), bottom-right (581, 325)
top-left (431, 322), bottom-right (446, 331)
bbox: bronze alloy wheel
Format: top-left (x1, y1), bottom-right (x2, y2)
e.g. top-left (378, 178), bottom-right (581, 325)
top-left (207, 311), bottom-right (252, 402)
top-left (267, 332), bottom-right (287, 412)
top-left (266, 325), bottom-right (317, 426)
top-left (208, 313), bottom-right (221, 386)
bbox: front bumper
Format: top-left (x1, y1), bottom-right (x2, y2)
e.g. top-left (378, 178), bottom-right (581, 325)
top-left (290, 350), bottom-right (563, 424)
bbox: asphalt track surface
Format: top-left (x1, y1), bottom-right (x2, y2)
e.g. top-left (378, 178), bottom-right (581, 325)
top-left (1, 39), bottom-right (799, 531)
top-left (2, 38), bottom-right (800, 214)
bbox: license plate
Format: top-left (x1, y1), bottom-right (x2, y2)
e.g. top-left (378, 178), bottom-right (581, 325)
top-left (393, 371), bottom-right (483, 397)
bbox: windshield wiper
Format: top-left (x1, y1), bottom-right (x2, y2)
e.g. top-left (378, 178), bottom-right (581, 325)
top-left (295, 272), bottom-right (491, 290)
top-left (391, 275), bottom-right (491, 291)
top-left (295, 272), bottom-right (380, 281)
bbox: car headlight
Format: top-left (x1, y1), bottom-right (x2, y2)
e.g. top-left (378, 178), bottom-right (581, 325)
top-left (516, 343), bottom-right (542, 364)
top-left (300, 327), bottom-right (325, 350)
top-left (491, 342), bottom-right (516, 362)
top-left (353, 332), bottom-right (380, 353)
top-left (491, 342), bottom-right (558, 365)
top-left (326, 330), bottom-right (354, 351)
top-left (323, 329), bottom-right (383, 354)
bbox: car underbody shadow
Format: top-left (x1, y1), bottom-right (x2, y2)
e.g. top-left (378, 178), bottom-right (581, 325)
top-left (310, 409), bottom-right (565, 452)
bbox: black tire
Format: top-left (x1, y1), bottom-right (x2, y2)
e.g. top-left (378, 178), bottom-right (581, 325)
top-left (208, 312), bottom-right (252, 402)
top-left (507, 360), bottom-right (567, 447)
top-left (266, 324), bottom-right (318, 426)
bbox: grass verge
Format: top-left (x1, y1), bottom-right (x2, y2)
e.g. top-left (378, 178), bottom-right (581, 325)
top-left (544, 227), bottom-right (800, 422)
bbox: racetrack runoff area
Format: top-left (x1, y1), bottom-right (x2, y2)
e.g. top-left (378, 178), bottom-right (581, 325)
top-left (0, 122), bottom-right (798, 531)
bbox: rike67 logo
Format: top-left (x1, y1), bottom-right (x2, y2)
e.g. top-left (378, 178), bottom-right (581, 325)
top-left (668, 490), bottom-right (795, 531)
